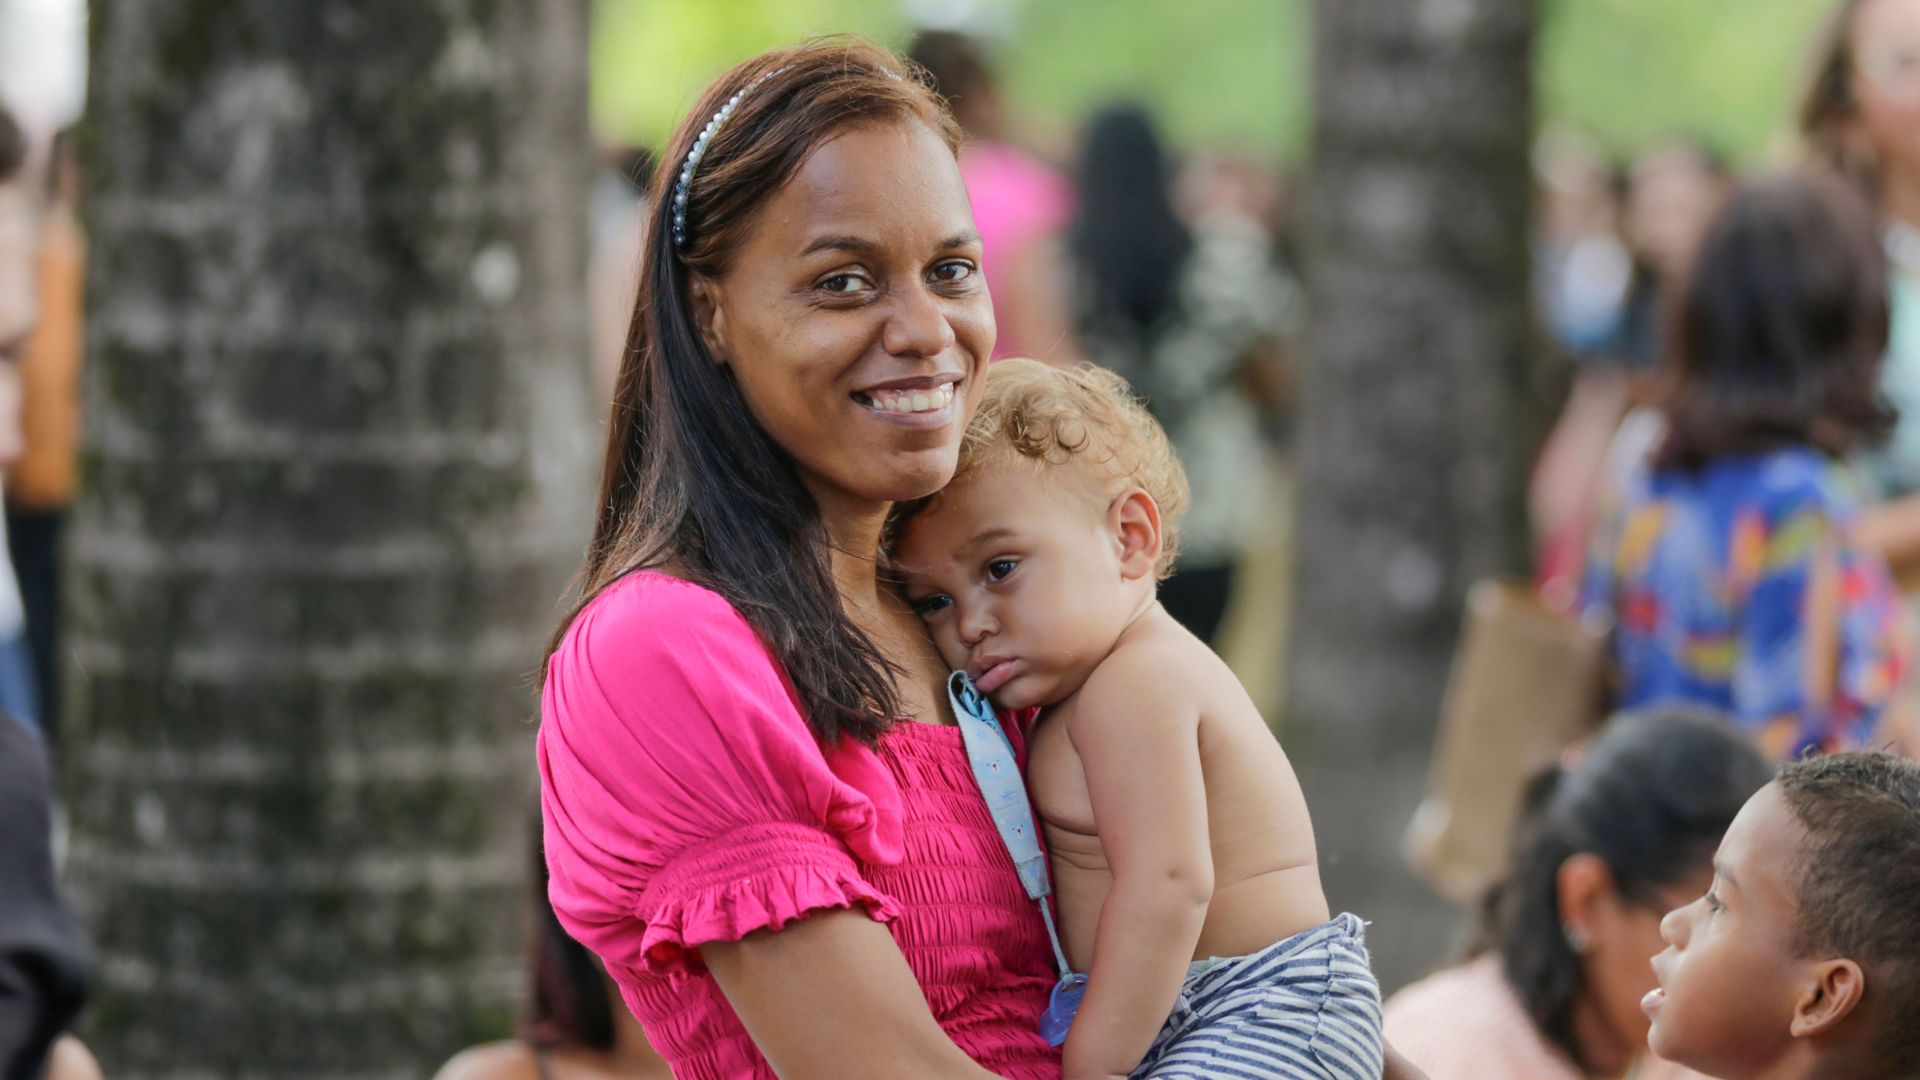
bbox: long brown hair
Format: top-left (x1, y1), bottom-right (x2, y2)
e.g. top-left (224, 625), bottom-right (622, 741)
top-left (1658, 171), bottom-right (1893, 469)
top-left (1798, 0), bottom-right (1879, 197)
top-left (551, 39), bottom-right (961, 745)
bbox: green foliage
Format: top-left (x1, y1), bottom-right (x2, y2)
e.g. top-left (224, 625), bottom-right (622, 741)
top-left (592, 0), bottom-right (1840, 165)
top-left (1536, 0), bottom-right (1834, 163)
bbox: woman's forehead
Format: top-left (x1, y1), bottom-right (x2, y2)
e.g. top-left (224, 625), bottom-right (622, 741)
top-left (758, 119), bottom-right (975, 249)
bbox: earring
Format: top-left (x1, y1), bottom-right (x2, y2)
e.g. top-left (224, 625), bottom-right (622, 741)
top-left (1564, 924), bottom-right (1591, 954)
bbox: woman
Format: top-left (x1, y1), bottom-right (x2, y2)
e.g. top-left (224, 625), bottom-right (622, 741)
top-left (1386, 709), bottom-right (1773, 1078)
top-left (1060, 103), bottom-right (1299, 644)
top-left (1577, 172), bottom-right (1911, 759)
top-left (536, 40), bottom-right (1056, 1079)
top-left (1801, 2), bottom-right (1920, 576)
top-left (433, 831), bottom-right (669, 1080)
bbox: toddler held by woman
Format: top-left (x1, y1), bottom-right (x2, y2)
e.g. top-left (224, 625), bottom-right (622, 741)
top-left (892, 360), bottom-right (1384, 1079)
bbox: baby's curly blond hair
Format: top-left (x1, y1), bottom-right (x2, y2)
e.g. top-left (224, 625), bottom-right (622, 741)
top-left (940, 358), bottom-right (1190, 579)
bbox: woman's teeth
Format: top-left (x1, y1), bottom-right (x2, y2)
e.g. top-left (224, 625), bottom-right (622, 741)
top-left (860, 384), bottom-right (954, 414)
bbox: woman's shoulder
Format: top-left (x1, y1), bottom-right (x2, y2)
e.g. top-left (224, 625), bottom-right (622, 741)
top-left (1384, 956), bottom-right (1581, 1078)
top-left (555, 570), bottom-right (770, 679)
top-left (571, 569), bottom-right (748, 637)
top-left (430, 1041), bottom-right (542, 1080)
top-left (544, 568), bottom-right (808, 752)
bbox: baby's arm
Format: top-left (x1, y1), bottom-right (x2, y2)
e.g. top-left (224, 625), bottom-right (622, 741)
top-left (1059, 663), bottom-right (1212, 1080)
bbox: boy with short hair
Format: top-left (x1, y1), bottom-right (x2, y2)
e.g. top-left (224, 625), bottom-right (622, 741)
top-left (891, 359), bottom-right (1385, 1080)
top-left (1645, 750), bottom-right (1920, 1079)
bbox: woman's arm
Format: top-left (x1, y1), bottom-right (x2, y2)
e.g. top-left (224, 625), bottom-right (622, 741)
top-left (1858, 493), bottom-right (1920, 580)
top-left (704, 908), bottom-right (999, 1080)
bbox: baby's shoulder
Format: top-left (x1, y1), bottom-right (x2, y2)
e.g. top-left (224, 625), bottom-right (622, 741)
top-left (1071, 624), bottom-right (1218, 724)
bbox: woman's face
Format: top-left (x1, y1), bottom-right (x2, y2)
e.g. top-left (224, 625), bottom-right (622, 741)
top-left (1851, 0), bottom-right (1920, 188)
top-left (695, 118), bottom-right (994, 513)
top-left (1577, 860), bottom-right (1714, 1069)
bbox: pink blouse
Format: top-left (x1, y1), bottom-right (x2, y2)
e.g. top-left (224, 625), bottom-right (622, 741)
top-left (539, 571), bottom-right (1062, 1079)
top-left (1385, 954), bottom-right (1709, 1080)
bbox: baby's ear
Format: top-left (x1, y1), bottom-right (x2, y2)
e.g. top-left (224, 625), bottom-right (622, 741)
top-left (1789, 957), bottom-right (1866, 1040)
top-left (1108, 487), bottom-right (1163, 582)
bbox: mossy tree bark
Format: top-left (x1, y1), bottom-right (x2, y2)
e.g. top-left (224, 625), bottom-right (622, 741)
top-left (67, 2), bottom-right (595, 1073)
top-left (1289, 0), bottom-right (1538, 989)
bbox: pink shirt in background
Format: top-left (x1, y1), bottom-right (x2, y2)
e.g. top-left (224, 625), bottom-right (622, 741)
top-left (961, 142), bottom-right (1073, 359)
top-left (1385, 954), bottom-right (1709, 1080)
top-left (539, 571), bottom-right (1062, 1080)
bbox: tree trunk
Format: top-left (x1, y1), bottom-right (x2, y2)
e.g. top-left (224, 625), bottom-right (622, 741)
top-left (1289, 0), bottom-right (1538, 990)
top-left (66, 3), bottom-right (595, 1074)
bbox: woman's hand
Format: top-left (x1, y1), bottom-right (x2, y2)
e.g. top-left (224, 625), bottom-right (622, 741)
top-left (703, 907), bottom-right (1000, 1080)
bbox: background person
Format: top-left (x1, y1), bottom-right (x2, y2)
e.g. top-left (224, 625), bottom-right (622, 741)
top-left (434, 829), bottom-right (668, 1080)
top-left (1578, 172), bottom-right (1912, 758)
top-left (1799, 0), bottom-right (1920, 590)
top-left (908, 30), bottom-right (1075, 362)
top-left (1058, 103), bottom-right (1299, 645)
top-left (1386, 708), bottom-right (1773, 1079)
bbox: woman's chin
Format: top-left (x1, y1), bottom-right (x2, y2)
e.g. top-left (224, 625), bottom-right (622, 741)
top-left (862, 450), bottom-right (962, 504)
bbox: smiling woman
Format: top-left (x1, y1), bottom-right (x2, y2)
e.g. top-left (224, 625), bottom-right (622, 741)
top-left (536, 38), bottom-right (1065, 1080)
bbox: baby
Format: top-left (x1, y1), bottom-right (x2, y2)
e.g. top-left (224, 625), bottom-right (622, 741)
top-left (891, 359), bottom-right (1384, 1079)
top-left (1646, 750), bottom-right (1920, 1079)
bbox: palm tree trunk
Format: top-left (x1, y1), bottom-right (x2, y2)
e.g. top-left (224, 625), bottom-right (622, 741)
top-left (1289, 0), bottom-right (1539, 990)
top-left (66, 2), bottom-right (595, 1073)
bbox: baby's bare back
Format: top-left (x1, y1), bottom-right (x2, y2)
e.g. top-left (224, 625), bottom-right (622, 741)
top-left (1027, 611), bottom-right (1329, 972)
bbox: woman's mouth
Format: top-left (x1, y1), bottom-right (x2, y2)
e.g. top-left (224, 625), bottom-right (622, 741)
top-left (852, 382), bottom-right (957, 416)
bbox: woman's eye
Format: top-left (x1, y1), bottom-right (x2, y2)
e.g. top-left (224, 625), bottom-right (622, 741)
top-left (930, 260), bottom-right (975, 284)
top-left (820, 272), bottom-right (866, 294)
top-left (912, 595), bottom-right (953, 616)
top-left (986, 559), bottom-right (1017, 582)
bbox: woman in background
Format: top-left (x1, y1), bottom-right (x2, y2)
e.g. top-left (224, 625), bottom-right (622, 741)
top-left (434, 832), bottom-right (667, 1080)
top-left (1578, 172), bottom-right (1911, 758)
top-left (1059, 102), bottom-right (1299, 644)
top-left (1801, 1), bottom-right (1920, 588)
top-left (1387, 709), bottom-right (1772, 1078)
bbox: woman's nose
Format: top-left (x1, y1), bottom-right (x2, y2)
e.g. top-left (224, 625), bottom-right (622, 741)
top-left (881, 283), bottom-right (958, 359)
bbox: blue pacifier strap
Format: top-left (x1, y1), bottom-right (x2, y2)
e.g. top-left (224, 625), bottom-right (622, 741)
top-left (947, 671), bottom-right (1076, 984)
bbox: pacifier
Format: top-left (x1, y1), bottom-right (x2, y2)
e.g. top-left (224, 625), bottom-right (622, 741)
top-left (1038, 972), bottom-right (1089, 1047)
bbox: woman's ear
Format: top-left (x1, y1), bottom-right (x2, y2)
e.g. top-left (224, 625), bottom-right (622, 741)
top-left (688, 274), bottom-right (730, 365)
top-left (1107, 487), bottom-right (1164, 582)
top-left (1555, 852), bottom-right (1612, 954)
top-left (1789, 958), bottom-right (1866, 1039)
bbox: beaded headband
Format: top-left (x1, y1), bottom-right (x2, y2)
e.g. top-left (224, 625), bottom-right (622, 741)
top-left (670, 65), bottom-right (791, 249)
top-left (669, 63), bottom-right (907, 250)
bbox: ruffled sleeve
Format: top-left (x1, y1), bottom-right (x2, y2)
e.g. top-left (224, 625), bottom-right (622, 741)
top-left (538, 572), bottom-right (906, 979)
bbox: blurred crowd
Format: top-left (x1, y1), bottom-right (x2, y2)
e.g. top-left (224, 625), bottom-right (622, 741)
top-left (2, 0), bottom-right (1919, 1076)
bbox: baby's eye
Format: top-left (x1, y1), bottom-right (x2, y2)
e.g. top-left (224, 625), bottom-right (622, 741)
top-left (912, 594), bottom-right (953, 616)
top-left (986, 558), bottom-right (1018, 582)
top-left (1704, 891), bottom-right (1724, 914)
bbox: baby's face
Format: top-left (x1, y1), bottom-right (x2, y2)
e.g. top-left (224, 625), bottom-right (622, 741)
top-left (1645, 783), bottom-right (1807, 1076)
top-left (892, 461), bottom-right (1140, 710)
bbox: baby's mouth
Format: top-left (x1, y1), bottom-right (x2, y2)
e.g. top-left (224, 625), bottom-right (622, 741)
top-left (853, 383), bottom-right (956, 415)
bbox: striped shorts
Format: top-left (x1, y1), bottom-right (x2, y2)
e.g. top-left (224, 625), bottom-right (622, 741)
top-left (1129, 913), bottom-right (1385, 1079)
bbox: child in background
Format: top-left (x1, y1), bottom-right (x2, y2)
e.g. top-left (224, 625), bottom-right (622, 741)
top-left (1578, 171), bottom-right (1914, 760)
top-left (1645, 750), bottom-right (1920, 1079)
top-left (891, 359), bottom-right (1383, 1079)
